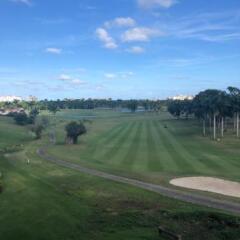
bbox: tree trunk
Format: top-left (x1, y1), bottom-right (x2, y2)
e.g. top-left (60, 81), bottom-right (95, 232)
top-left (203, 119), bottom-right (206, 136)
top-left (237, 112), bottom-right (239, 138)
top-left (234, 113), bottom-right (236, 130)
top-left (209, 117), bottom-right (212, 133)
top-left (73, 136), bottom-right (78, 144)
top-left (213, 113), bottom-right (216, 140)
top-left (221, 117), bottom-right (224, 138)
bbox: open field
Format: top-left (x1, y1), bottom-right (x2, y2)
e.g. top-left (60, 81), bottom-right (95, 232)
top-left (0, 117), bottom-right (32, 150)
top-left (1, 112), bottom-right (240, 240)
top-left (48, 110), bottom-right (240, 185)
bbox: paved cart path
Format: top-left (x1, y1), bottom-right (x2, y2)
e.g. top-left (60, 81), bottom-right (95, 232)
top-left (37, 146), bottom-right (240, 215)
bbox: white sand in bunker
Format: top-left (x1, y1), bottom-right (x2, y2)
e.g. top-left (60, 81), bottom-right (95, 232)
top-left (170, 177), bottom-right (240, 198)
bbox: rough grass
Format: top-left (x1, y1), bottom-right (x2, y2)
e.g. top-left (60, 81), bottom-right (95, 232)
top-left (1, 150), bottom-right (240, 240)
top-left (0, 117), bottom-right (32, 150)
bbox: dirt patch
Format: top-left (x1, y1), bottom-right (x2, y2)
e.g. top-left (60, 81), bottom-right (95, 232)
top-left (170, 177), bottom-right (240, 198)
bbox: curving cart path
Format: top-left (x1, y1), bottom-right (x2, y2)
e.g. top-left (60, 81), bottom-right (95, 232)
top-left (37, 146), bottom-right (240, 215)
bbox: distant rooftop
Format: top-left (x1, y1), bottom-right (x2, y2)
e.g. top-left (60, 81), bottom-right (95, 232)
top-left (169, 95), bottom-right (194, 101)
top-left (0, 95), bottom-right (22, 102)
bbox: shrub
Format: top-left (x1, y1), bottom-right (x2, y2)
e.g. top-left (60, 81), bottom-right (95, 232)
top-left (13, 112), bottom-right (29, 125)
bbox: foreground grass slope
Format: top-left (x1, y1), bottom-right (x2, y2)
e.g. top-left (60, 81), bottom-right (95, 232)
top-left (0, 117), bottom-right (32, 150)
top-left (0, 114), bottom-right (240, 240)
top-left (48, 110), bottom-right (240, 183)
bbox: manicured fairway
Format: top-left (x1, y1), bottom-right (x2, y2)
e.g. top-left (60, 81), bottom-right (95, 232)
top-left (0, 113), bottom-right (240, 240)
top-left (48, 110), bottom-right (240, 184)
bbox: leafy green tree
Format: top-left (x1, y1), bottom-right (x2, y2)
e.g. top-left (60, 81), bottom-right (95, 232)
top-left (31, 124), bottom-right (44, 139)
top-left (13, 112), bottom-right (29, 125)
top-left (127, 100), bottom-right (138, 112)
top-left (28, 108), bottom-right (39, 124)
top-left (65, 121), bottom-right (87, 144)
top-left (168, 100), bottom-right (182, 119)
top-left (48, 103), bottom-right (59, 115)
top-left (37, 116), bottom-right (50, 128)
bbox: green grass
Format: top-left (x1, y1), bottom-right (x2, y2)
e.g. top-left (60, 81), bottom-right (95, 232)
top-left (48, 110), bottom-right (240, 184)
top-left (0, 112), bottom-right (240, 240)
top-left (0, 117), bottom-right (32, 150)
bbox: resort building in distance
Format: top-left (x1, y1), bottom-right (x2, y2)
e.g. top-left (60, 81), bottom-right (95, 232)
top-left (0, 95), bottom-right (38, 102)
top-left (0, 95), bottom-right (22, 102)
top-left (169, 95), bottom-right (194, 101)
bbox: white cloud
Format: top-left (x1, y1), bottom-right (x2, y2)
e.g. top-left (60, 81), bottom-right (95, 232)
top-left (10, 0), bottom-right (32, 6)
top-left (127, 46), bottom-right (145, 54)
top-left (59, 74), bottom-right (71, 81)
top-left (120, 71), bottom-right (134, 78)
top-left (168, 10), bottom-right (240, 42)
top-left (95, 84), bottom-right (105, 91)
top-left (71, 79), bottom-right (87, 85)
top-left (138, 0), bottom-right (177, 9)
top-left (104, 17), bottom-right (136, 28)
top-left (104, 73), bottom-right (117, 79)
top-left (96, 28), bottom-right (118, 49)
top-left (45, 48), bottom-right (62, 54)
top-left (58, 74), bottom-right (87, 85)
top-left (104, 72), bottom-right (134, 79)
top-left (122, 27), bottom-right (164, 42)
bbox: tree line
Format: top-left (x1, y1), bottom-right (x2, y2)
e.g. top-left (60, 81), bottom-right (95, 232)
top-left (168, 87), bottom-right (240, 140)
top-left (0, 98), bottom-right (166, 113)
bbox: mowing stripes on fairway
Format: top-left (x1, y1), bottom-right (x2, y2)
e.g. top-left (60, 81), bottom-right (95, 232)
top-left (200, 152), bottom-right (240, 174)
top-left (100, 123), bottom-right (127, 146)
top-left (100, 122), bottom-right (136, 162)
top-left (121, 122), bottom-right (143, 169)
top-left (131, 121), bottom-right (149, 172)
top-left (88, 123), bottom-right (127, 158)
top-left (146, 121), bottom-right (163, 171)
top-left (150, 121), bottom-right (178, 172)
top-left (152, 121), bottom-right (196, 173)
top-left (156, 121), bottom-right (219, 174)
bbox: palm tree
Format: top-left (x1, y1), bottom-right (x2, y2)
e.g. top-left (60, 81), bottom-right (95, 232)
top-left (227, 87), bottom-right (240, 138)
top-left (218, 91), bottom-right (231, 138)
top-left (193, 93), bottom-right (207, 136)
top-left (195, 90), bottom-right (224, 140)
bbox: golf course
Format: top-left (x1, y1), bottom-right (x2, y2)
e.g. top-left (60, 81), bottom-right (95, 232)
top-left (49, 110), bottom-right (240, 183)
top-left (1, 109), bottom-right (240, 240)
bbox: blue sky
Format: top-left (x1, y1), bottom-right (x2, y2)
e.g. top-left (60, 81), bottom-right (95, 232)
top-left (0, 0), bottom-right (240, 100)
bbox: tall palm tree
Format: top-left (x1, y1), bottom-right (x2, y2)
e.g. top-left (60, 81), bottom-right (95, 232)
top-left (228, 87), bottom-right (240, 138)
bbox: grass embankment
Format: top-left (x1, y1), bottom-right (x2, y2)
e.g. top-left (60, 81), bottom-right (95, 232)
top-left (0, 113), bottom-right (240, 240)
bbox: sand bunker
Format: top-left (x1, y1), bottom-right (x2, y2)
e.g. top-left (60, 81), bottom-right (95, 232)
top-left (170, 177), bottom-right (240, 198)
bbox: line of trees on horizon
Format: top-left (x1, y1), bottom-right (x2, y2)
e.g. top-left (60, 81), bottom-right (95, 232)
top-left (168, 87), bottom-right (240, 140)
top-left (0, 98), bottom-right (167, 113)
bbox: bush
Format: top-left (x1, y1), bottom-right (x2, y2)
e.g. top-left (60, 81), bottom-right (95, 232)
top-left (13, 112), bottom-right (29, 125)
top-left (31, 124), bottom-right (44, 139)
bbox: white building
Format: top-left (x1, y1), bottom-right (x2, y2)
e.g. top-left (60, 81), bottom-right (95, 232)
top-left (169, 95), bottom-right (194, 101)
top-left (0, 95), bottom-right (22, 102)
top-left (28, 95), bottom-right (38, 102)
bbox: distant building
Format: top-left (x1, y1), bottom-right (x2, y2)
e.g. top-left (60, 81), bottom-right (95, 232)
top-left (169, 95), bottom-right (194, 101)
top-left (0, 108), bottom-right (25, 116)
top-left (28, 95), bottom-right (38, 102)
top-left (0, 95), bottom-right (22, 102)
